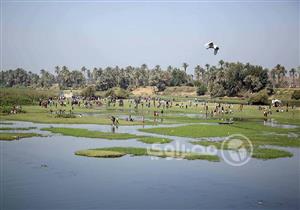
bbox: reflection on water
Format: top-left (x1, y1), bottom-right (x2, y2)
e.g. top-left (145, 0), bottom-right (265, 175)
top-left (263, 119), bottom-right (299, 129)
top-left (0, 121), bottom-right (300, 209)
top-left (165, 113), bottom-right (207, 118)
top-left (77, 112), bottom-right (209, 122)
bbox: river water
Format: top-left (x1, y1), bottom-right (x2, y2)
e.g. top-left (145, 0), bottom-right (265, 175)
top-left (0, 121), bottom-right (299, 209)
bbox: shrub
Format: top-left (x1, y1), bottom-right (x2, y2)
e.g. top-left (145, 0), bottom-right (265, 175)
top-left (249, 89), bottom-right (269, 105)
top-left (156, 81), bottom-right (166, 92)
top-left (105, 88), bottom-right (130, 99)
top-left (0, 106), bottom-right (12, 114)
top-left (210, 84), bottom-right (225, 97)
top-left (196, 83), bottom-right (207, 96)
top-left (291, 90), bottom-right (300, 100)
top-left (55, 113), bottom-right (76, 118)
top-left (265, 83), bottom-right (274, 95)
top-left (0, 106), bottom-right (26, 114)
top-left (81, 86), bottom-right (96, 97)
top-left (0, 88), bottom-right (58, 106)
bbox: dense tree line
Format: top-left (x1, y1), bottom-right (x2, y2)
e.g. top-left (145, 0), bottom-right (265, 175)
top-left (1, 62), bottom-right (299, 97)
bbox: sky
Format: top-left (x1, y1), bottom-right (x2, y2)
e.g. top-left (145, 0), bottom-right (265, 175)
top-left (1, 0), bottom-right (299, 74)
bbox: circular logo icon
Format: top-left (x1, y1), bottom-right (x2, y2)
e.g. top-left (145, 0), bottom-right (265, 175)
top-left (221, 134), bottom-right (253, 166)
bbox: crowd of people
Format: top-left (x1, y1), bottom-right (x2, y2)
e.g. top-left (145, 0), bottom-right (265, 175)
top-left (34, 94), bottom-right (297, 126)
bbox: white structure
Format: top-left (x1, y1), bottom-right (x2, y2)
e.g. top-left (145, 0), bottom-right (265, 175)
top-left (271, 99), bottom-right (282, 107)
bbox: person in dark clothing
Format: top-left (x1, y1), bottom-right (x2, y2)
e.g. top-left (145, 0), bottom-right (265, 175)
top-left (111, 116), bottom-right (116, 126)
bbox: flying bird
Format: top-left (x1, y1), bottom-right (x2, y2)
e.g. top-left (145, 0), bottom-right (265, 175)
top-left (205, 41), bottom-right (219, 55)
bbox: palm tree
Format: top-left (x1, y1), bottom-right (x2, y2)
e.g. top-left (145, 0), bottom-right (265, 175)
top-left (272, 64), bottom-right (282, 86)
top-left (278, 65), bottom-right (287, 85)
top-left (205, 64), bottom-right (210, 71)
top-left (289, 68), bottom-right (296, 87)
top-left (194, 65), bottom-right (201, 81)
top-left (81, 66), bottom-right (87, 78)
top-left (167, 65), bottom-right (173, 72)
top-left (200, 67), bottom-right (205, 82)
top-left (182, 62), bottom-right (189, 73)
top-left (55, 66), bottom-right (60, 75)
top-left (154, 65), bottom-right (161, 71)
top-left (218, 60), bottom-right (224, 69)
top-left (141, 64), bottom-right (148, 70)
top-left (270, 68), bottom-right (277, 88)
top-left (86, 69), bottom-right (91, 84)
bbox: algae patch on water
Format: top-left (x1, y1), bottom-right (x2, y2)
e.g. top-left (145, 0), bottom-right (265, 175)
top-left (75, 147), bottom-right (220, 162)
top-left (137, 136), bottom-right (172, 144)
top-left (41, 127), bottom-right (137, 140)
top-left (0, 132), bottom-right (41, 141)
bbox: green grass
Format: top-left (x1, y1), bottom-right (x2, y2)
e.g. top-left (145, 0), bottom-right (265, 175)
top-left (75, 150), bottom-right (126, 158)
top-left (252, 148), bottom-right (293, 159)
top-left (41, 127), bottom-right (173, 143)
top-left (75, 147), bottom-right (220, 161)
top-left (0, 122), bottom-right (13, 125)
top-left (141, 124), bottom-right (233, 138)
top-left (190, 141), bottom-right (224, 149)
top-left (42, 127), bottom-right (137, 139)
top-left (0, 87), bottom-right (58, 106)
top-left (141, 122), bottom-right (296, 137)
top-left (1, 99), bottom-right (299, 125)
top-left (0, 132), bottom-right (41, 141)
top-left (0, 126), bottom-right (37, 130)
top-left (0, 112), bottom-right (150, 125)
top-left (137, 136), bottom-right (172, 144)
top-left (142, 122), bottom-right (300, 147)
top-left (190, 140), bottom-right (295, 159)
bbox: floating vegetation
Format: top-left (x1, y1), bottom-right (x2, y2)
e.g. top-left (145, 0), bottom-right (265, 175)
top-left (137, 136), bottom-right (172, 144)
top-left (75, 147), bottom-right (220, 162)
top-left (42, 127), bottom-right (137, 139)
top-left (0, 132), bottom-right (41, 141)
top-left (0, 127), bottom-right (37, 130)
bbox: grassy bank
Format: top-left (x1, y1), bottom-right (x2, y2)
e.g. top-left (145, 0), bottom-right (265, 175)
top-left (0, 132), bottom-right (41, 141)
top-left (42, 127), bottom-right (173, 144)
top-left (252, 148), bottom-right (293, 159)
top-left (191, 140), bottom-right (294, 159)
top-left (1, 98), bottom-right (299, 125)
top-left (42, 127), bottom-right (137, 139)
top-left (75, 147), bottom-right (220, 161)
top-left (0, 112), bottom-right (151, 125)
top-left (137, 136), bottom-right (172, 144)
top-left (0, 122), bottom-right (13, 125)
top-left (140, 122), bottom-right (299, 139)
top-left (141, 121), bottom-right (299, 159)
top-left (0, 88), bottom-right (58, 106)
top-left (0, 127), bottom-right (37, 130)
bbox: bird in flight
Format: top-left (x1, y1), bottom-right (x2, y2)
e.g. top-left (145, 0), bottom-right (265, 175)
top-left (205, 41), bottom-right (219, 55)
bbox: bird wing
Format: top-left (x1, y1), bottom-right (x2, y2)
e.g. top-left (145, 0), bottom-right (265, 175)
top-left (214, 47), bottom-right (219, 55)
top-left (205, 41), bottom-right (214, 49)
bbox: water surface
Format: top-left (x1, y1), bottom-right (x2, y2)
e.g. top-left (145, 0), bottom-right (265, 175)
top-left (1, 121), bottom-right (299, 209)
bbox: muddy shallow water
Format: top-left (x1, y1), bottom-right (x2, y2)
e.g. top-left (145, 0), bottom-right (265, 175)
top-left (1, 121), bottom-right (300, 209)
top-left (263, 119), bottom-right (299, 129)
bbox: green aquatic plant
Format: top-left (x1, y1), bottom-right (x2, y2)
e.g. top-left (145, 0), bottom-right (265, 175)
top-left (0, 132), bottom-right (41, 141)
top-left (42, 127), bottom-right (137, 139)
top-left (75, 147), bottom-right (220, 162)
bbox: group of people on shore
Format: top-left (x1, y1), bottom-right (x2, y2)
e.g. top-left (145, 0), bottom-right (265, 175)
top-left (36, 95), bottom-right (298, 127)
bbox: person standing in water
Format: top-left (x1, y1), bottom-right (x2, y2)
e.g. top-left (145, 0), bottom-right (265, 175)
top-left (111, 116), bottom-right (116, 126)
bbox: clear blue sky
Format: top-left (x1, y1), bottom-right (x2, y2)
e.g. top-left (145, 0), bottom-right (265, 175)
top-left (1, 0), bottom-right (299, 74)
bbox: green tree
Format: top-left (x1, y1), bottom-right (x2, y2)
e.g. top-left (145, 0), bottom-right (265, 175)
top-left (218, 60), bottom-right (224, 69)
top-left (182, 62), bottom-right (189, 73)
top-left (289, 68), bottom-right (296, 87)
